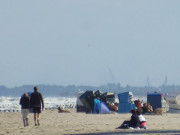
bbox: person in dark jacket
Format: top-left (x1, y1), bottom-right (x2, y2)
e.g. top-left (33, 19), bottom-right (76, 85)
top-left (116, 110), bottom-right (140, 129)
top-left (20, 93), bottom-right (30, 127)
top-left (30, 86), bottom-right (44, 126)
top-left (129, 110), bottom-right (140, 128)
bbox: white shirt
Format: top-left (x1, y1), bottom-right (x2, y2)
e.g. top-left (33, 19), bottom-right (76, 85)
top-left (139, 114), bottom-right (146, 122)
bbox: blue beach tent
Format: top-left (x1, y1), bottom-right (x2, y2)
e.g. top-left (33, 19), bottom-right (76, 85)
top-left (147, 93), bottom-right (163, 111)
top-left (118, 92), bottom-right (136, 113)
top-left (93, 99), bottom-right (110, 114)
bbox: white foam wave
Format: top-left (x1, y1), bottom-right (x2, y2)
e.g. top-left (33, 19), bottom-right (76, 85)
top-left (0, 96), bottom-right (77, 111)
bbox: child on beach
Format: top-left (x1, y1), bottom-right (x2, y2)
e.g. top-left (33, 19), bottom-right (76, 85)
top-left (19, 93), bottom-right (30, 127)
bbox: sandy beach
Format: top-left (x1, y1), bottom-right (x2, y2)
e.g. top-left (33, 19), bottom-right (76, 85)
top-left (1, 109), bottom-right (180, 135)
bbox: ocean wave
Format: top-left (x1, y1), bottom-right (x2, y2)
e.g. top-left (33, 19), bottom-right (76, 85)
top-left (0, 96), bottom-right (77, 111)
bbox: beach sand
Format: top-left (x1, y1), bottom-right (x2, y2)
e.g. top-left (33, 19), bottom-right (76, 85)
top-left (0, 109), bottom-right (180, 135)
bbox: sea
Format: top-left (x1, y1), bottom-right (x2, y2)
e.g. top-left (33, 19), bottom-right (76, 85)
top-left (0, 96), bottom-right (77, 112)
top-left (0, 95), bottom-right (146, 112)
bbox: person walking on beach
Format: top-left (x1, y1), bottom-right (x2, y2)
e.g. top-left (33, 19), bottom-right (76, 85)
top-left (30, 86), bottom-right (44, 126)
top-left (20, 93), bottom-right (30, 127)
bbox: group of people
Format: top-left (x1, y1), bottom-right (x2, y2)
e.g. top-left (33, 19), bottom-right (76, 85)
top-left (19, 86), bottom-right (44, 127)
top-left (117, 109), bottom-right (147, 129)
top-left (135, 100), bottom-right (153, 114)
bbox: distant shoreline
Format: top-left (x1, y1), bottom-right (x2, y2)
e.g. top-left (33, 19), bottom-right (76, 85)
top-left (1, 84), bottom-right (180, 98)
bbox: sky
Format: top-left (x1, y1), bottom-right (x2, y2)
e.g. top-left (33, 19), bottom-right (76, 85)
top-left (0, 0), bottom-right (180, 88)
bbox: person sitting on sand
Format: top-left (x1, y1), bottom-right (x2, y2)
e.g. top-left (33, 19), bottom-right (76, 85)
top-left (136, 110), bottom-right (147, 129)
top-left (116, 109), bottom-right (140, 129)
top-left (19, 93), bottom-right (30, 127)
top-left (129, 110), bottom-right (140, 128)
top-left (147, 102), bottom-right (153, 113)
top-left (142, 102), bottom-right (153, 114)
top-left (142, 103), bottom-right (148, 113)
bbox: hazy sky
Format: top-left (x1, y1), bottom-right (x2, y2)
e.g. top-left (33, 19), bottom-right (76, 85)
top-left (1, 0), bottom-right (180, 88)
